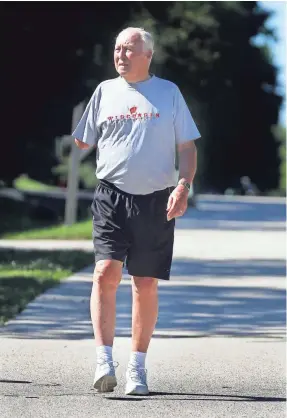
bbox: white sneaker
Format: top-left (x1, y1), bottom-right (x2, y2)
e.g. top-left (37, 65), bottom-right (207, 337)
top-left (93, 360), bottom-right (118, 392)
top-left (125, 367), bottom-right (149, 395)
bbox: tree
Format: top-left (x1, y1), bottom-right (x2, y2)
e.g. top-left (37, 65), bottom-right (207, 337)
top-left (272, 125), bottom-right (286, 195)
top-left (0, 2), bottom-right (283, 194)
top-left (0, 2), bottom-right (139, 186)
top-left (132, 1), bottom-right (283, 192)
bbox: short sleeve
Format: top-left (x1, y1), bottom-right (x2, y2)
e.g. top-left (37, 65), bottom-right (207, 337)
top-left (72, 86), bottom-right (101, 146)
top-left (173, 87), bottom-right (201, 144)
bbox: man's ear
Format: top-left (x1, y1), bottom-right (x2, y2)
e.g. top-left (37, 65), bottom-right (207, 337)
top-left (146, 50), bottom-right (153, 60)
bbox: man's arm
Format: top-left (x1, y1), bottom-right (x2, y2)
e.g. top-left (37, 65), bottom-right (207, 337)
top-left (177, 140), bottom-right (197, 186)
top-left (75, 139), bottom-right (91, 149)
top-left (166, 140), bottom-right (197, 221)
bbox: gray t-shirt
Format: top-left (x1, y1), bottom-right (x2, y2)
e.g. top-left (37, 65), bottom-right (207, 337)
top-left (72, 75), bottom-right (200, 195)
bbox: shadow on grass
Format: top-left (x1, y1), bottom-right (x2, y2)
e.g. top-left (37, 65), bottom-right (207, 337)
top-left (0, 276), bottom-right (57, 325)
top-left (0, 249), bottom-right (93, 271)
top-left (0, 196), bottom-right (60, 237)
top-left (0, 249), bottom-right (94, 324)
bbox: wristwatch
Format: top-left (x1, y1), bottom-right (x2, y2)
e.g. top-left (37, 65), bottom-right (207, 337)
top-left (178, 179), bottom-right (191, 191)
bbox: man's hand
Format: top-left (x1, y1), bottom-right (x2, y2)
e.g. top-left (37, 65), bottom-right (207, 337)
top-left (75, 139), bottom-right (90, 149)
top-left (166, 184), bottom-right (189, 221)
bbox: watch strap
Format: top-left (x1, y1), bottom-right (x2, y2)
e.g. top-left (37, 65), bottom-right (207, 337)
top-left (178, 179), bottom-right (191, 191)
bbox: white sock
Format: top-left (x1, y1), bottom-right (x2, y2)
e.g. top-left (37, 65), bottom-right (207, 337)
top-left (96, 345), bottom-right (113, 363)
top-left (128, 351), bottom-right (147, 369)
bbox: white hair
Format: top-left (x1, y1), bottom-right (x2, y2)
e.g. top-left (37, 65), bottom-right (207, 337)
top-left (116, 27), bottom-right (154, 54)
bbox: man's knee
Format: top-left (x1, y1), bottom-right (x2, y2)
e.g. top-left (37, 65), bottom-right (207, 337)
top-left (93, 259), bottom-right (122, 288)
top-left (132, 277), bottom-right (158, 294)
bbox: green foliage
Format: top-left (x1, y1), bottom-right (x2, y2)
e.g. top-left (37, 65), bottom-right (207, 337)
top-left (0, 2), bottom-right (283, 193)
top-left (272, 125), bottom-right (286, 194)
top-left (130, 1), bottom-right (282, 192)
top-left (52, 160), bottom-right (98, 189)
top-left (279, 146), bottom-right (286, 193)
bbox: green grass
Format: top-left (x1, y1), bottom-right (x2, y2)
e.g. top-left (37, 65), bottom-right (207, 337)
top-left (0, 249), bottom-right (93, 325)
top-left (3, 219), bottom-right (93, 240)
top-left (14, 174), bottom-right (56, 191)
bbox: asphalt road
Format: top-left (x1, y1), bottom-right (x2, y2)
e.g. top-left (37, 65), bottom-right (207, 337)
top-left (0, 196), bottom-right (286, 417)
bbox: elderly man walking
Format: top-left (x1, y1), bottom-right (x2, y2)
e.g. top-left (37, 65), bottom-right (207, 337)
top-left (73, 27), bottom-right (200, 396)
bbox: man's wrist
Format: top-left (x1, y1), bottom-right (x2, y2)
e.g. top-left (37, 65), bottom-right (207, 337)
top-left (176, 184), bottom-right (189, 196)
top-left (177, 178), bottom-right (191, 192)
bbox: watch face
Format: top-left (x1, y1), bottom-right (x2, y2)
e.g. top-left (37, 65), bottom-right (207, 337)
top-left (182, 181), bottom-right (190, 190)
top-left (179, 180), bottom-right (190, 190)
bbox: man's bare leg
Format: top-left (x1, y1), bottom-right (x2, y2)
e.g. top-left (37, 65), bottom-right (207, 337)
top-left (131, 276), bottom-right (158, 353)
top-left (125, 276), bottom-right (158, 395)
top-left (91, 259), bottom-right (122, 392)
top-left (90, 259), bottom-right (122, 346)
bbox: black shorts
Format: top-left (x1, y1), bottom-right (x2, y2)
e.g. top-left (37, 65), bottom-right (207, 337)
top-left (91, 180), bottom-right (175, 280)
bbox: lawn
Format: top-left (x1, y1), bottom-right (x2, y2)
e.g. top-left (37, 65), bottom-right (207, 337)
top-left (14, 174), bottom-right (57, 191)
top-left (3, 219), bottom-right (92, 240)
top-left (0, 249), bottom-right (93, 325)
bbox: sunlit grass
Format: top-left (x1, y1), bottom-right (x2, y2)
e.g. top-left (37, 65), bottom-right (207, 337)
top-left (3, 219), bottom-right (92, 240)
top-left (14, 174), bottom-right (56, 191)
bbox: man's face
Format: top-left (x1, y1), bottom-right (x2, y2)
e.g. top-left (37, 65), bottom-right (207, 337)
top-left (114, 32), bottom-right (151, 79)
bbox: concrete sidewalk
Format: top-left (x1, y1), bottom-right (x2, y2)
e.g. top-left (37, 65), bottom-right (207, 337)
top-left (0, 197), bottom-right (286, 417)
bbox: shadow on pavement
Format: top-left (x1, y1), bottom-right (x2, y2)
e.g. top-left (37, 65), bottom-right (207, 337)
top-left (0, 379), bottom-right (32, 384)
top-left (177, 198), bottom-right (286, 231)
top-left (105, 392), bottom-right (287, 402)
top-left (170, 258), bottom-right (286, 277)
top-left (1, 257), bottom-right (285, 340)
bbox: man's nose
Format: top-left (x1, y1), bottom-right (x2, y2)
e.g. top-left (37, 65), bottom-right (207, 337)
top-left (118, 48), bottom-right (125, 59)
